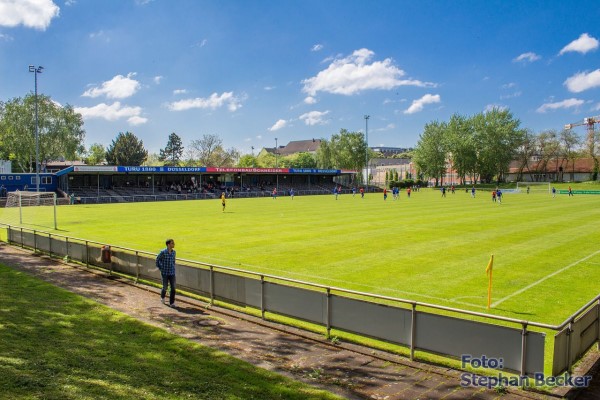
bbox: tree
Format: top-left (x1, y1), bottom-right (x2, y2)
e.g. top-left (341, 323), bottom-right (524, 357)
top-left (472, 108), bottom-right (525, 183)
top-left (560, 129), bottom-right (581, 181)
top-left (256, 151), bottom-right (276, 168)
top-left (186, 134), bottom-right (238, 167)
top-left (316, 129), bottom-right (368, 172)
top-left (0, 94), bottom-right (85, 172)
top-left (159, 132), bottom-right (184, 166)
top-left (237, 154), bottom-right (257, 167)
top-left (286, 152), bottom-right (317, 168)
top-left (446, 114), bottom-right (477, 184)
top-left (413, 121), bottom-right (448, 186)
top-left (85, 143), bottom-right (106, 165)
top-left (143, 153), bottom-right (164, 166)
top-left (105, 132), bottom-right (148, 166)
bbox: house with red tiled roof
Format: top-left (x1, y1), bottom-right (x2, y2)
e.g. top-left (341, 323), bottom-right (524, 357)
top-left (506, 157), bottom-right (596, 182)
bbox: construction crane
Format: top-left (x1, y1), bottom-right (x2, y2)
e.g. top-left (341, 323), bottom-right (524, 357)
top-left (565, 116), bottom-right (600, 154)
top-left (565, 116), bottom-right (600, 175)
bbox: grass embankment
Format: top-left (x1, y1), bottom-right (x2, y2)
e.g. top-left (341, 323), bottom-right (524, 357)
top-left (0, 263), bottom-right (341, 400)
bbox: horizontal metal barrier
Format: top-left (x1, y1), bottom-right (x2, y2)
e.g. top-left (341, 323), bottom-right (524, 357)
top-left (2, 223), bottom-right (598, 377)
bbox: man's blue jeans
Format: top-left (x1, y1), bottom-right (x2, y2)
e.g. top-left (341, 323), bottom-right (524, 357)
top-left (161, 274), bottom-right (176, 305)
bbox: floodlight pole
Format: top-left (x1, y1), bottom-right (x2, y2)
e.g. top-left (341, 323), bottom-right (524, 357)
top-left (29, 65), bottom-right (44, 192)
top-left (275, 138), bottom-right (279, 191)
top-left (364, 115), bottom-right (370, 192)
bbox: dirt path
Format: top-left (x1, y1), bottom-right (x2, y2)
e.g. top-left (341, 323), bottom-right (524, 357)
top-left (0, 243), bottom-right (593, 400)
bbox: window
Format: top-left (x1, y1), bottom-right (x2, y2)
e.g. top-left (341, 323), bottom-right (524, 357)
top-left (16, 176), bottom-right (21, 180)
top-left (31, 177), bottom-right (37, 184)
top-left (42, 176), bottom-right (52, 184)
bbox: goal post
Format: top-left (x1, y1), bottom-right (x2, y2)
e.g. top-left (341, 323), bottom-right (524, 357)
top-left (516, 182), bottom-right (551, 194)
top-left (4, 190), bottom-right (57, 230)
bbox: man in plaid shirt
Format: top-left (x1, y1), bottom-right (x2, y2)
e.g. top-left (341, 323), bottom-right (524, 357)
top-left (156, 239), bottom-right (177, 307)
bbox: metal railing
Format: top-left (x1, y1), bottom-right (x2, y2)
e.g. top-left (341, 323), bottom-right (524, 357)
top-left (1, 223), bottom-right (598, 377)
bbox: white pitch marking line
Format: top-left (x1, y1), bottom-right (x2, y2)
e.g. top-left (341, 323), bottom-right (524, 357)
top-left (492, 249), bottom-right (600, 308)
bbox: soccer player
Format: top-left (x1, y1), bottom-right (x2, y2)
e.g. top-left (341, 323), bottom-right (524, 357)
top-left (383, 188), bottom-right (388, 201)
top-left (272, 188), bottom-right (277, 199)
top-left (289, 188), bottom-right (295, 200)
top-left (360, 187), bottom-right (365, 198)
top-left (221, 192), bottom-right (226, 211)
top-left (552, 187), bottom-right (556, 198)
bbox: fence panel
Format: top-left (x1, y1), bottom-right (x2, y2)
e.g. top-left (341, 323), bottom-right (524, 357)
top-left (51, 237), bottom-right (68, 258)
top-left (214, 271), bottom-right (262, 307)
top-left (330, 295), bottom-right (412, 344)
top-left (67, 241), bottom-right (87, 263)
top-left (415, 311), bottom-right (545, 376)
top-left (111, 249), bottom-right (138, 276)
top-left (264, 282), bottom-right (326, 324)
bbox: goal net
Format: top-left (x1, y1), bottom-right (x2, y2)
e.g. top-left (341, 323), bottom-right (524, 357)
top-left (2, 190), bottom-right (57, 230)
top-left (516, 182), bottom-right (551, 194)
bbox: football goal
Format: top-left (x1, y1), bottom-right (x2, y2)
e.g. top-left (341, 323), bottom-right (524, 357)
top-left (3, 190), bottom-right (57, 230)
top-left (516, 181), bottom-right (551, 194)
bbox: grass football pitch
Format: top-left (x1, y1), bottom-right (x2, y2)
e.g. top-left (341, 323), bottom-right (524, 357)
top-left (2, 187), bottom-right (600, 325)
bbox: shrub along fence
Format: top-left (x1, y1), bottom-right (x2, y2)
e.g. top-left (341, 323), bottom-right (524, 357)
top-left (2, 224), bottom-right (598, 378)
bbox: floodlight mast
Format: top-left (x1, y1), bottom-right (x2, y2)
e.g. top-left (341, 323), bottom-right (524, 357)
top-left (29, 65), bottom-right (44, 192)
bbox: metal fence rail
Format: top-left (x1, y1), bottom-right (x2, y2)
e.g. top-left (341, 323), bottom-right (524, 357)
top-left (2, 224), bottom-right (598, 377)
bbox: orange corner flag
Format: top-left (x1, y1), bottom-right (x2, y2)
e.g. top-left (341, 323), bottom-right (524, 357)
top-left (486, 255), bottom-right (494, 309)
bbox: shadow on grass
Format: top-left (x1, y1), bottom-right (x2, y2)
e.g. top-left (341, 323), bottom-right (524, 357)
top-left (0, 264), bottom-right (341, 400)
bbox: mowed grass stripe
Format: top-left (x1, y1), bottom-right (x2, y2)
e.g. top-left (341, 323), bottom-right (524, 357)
top-left (1, 189), bottom-right (599, 324)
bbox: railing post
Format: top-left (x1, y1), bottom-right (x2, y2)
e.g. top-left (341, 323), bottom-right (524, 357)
top-left (566, 319), bottom-right (574, 374)
top-left (65, 237), bottom-right (69, 260)
top-left (48, 233), bottom-right (52, 257)
top-left (33, 230), bottom-right (37, 253)
top-left (326, 288), bottom-right (331, 338)
top-left (597, 299), bottom-right (599, 351)
top-left (260, 275), bottom-right (265, 320)
top-left (85, 241), bottom-right (89, 267)
top-left (135, 251), bottom-right (140, 283)
top-left (520, 322), bottom-right (528, 377)
top-left (410, 302), bottom-right (417, 361)
top-left (20, 227), bottom-right (24, 248)
top-left (209, 266), bottom-right (214, 305)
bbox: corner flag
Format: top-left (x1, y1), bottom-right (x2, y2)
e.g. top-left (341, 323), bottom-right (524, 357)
top-left (486, 255), bottom-right (494, 309)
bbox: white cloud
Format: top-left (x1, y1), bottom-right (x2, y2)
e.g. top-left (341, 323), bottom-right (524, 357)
top-left (311, 44), bottom-right (323, 52)
top-left (192, 38), bottom-right (208, 48)
top-left (502, 82), bottom-right (516, 89)
top-left (74, 102), bottom-right (147, 125)
top-left (559, 33), bottom-right (599, 55)
top-left (304, 96), bottom-right (317, 104)
top-left (269, 119), bottom-right (288, 131)
top-left (500, 91), bottom-right (522, 100)
top-left (173, 89), bottom-right (187, 95)
top-left (0, 32), bottom-right (12, 41)
top-left (153, 76), bottom-right (163, 84)
top-left (264, 86), bottom-right (276, 91)
top-left (299, 110), bottom-right (330, 126)
top-left (82, 73), bottom-right (141, 99)
top-left (404, 94), bottom-right (441, 114)
top-left (302, 48), bottom-right (435, 96)
top-left (167, 92), bottom-right (244, 112)
top-left (564, 70), bottom-right (600, 93)
top-left (256, 135), bottom-right (262, 140)
top-left (536, 98), bottom-right (584, 113)
top-left (484, 104), bottom-right (508, 113)
top-left (375, 123), bottom-right (396, 132)
top-left (65, 0), bottom-right (76, 6)
top-left (513, 52), bottom-right (541, 63)
top-left (592, 103), bottom-right (600, 112)
top-left (0, 0), bottom-right (60, 30)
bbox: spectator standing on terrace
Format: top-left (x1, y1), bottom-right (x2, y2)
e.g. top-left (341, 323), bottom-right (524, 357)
top-left (221, 192), bottom-right (226, 212)
top-left (156, 239), bottom-right (177, 308)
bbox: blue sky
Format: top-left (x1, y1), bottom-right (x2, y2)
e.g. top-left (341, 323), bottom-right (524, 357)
top-left (1, 0), bottom-right (600, 155)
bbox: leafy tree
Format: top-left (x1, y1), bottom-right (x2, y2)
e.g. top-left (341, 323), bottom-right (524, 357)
top-left (159, 132), bottom-right (184, 166)
top-left (256, 151), bottom-right (276, 168)
top-left (186, 134), bottom-right (238, 167)
top-left (143, 153), bottom-right (164, 166)
top-left (446, 113), bottom-right (477, 184)
top-left (536, 130), bottom-right (560, 179)
top-left (286, 152), bottom-right (316, 168)
top-left (105, 131), bottom-right (148, 166)
top-left (514, 129), bottom-right (536, 182)
top-left (413, 121), bottom-right (448, 186)
top-left (85, 143), bottom-right (106, 165)
top-left (472, 108), bottom-right (525, 183)
top-left (0, 94), bottom-right (85, 172)
top-left (560, 129), bottom-right (581, 181)
top-left (317, 129), bottom-right (369, 175)
top-left (237, 154), bottom-right (257, 167)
